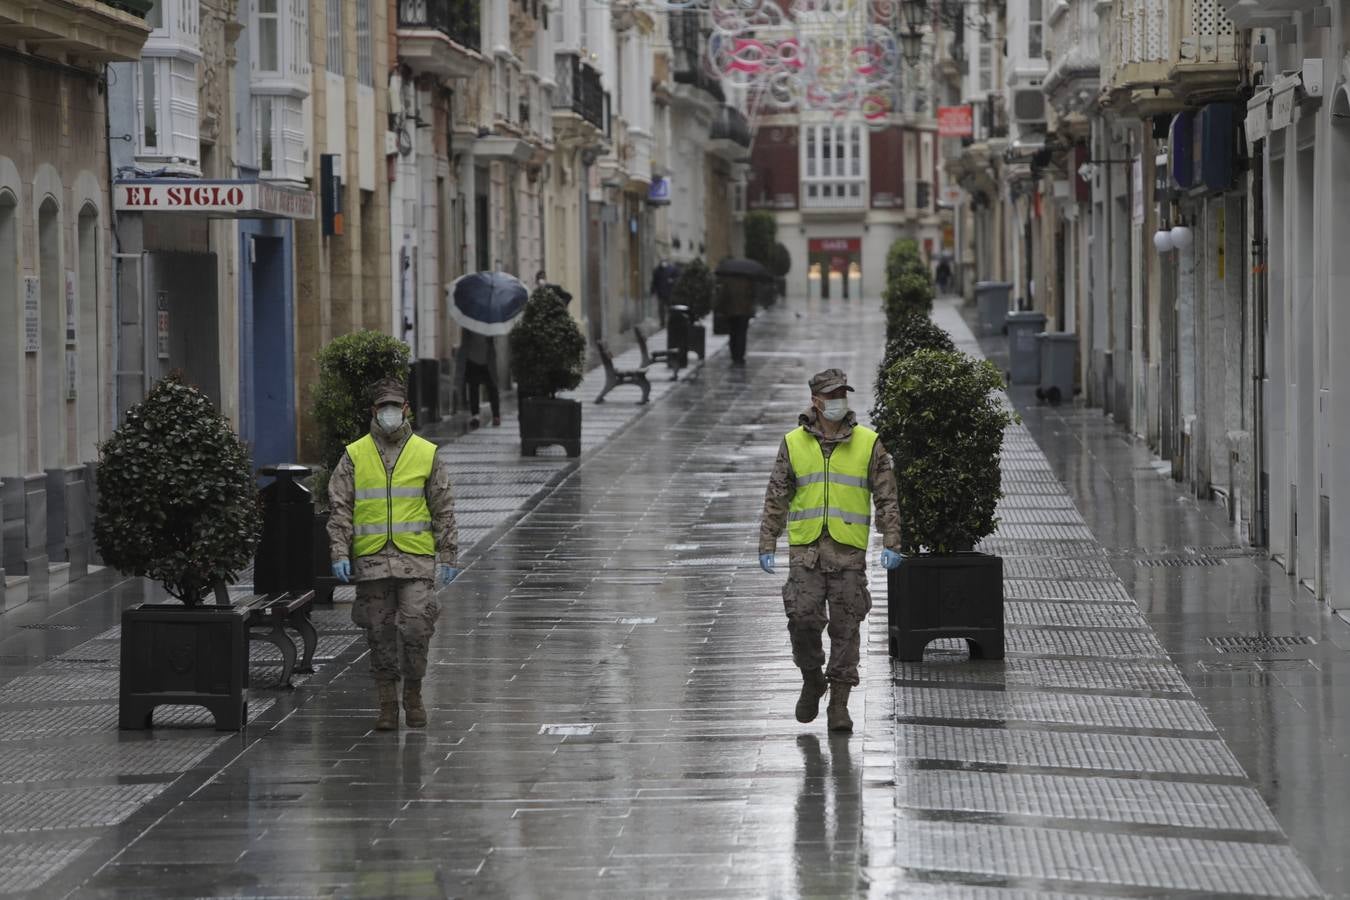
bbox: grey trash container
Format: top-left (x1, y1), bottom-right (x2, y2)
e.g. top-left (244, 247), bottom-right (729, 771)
top-left (1036, 332), bottom-right (1077, 404)
top-left (1005, 311), bottom-right (1047, 384)
top-left (974, 281), bottom-right (1013, 336)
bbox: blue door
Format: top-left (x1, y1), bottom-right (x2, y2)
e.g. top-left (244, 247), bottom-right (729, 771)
top-left (240, 226), bottom-right (296, 468)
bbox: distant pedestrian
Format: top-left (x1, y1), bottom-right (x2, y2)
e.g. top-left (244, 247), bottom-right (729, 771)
top-left (651, 259), bottom-right (677, 320)
top-left (328, 377), bottom-right (459, 731)
top-left (459, 331), bottom-right (501, 428)
top-left (714, 272), bottom-right (757, 364)
top-left (936, 258), bottom-right (952, 295)
top-left (758, 369), bottom-right (904, 733)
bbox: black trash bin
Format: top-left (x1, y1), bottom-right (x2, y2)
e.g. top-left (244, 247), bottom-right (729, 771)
top-left (407, 359), bottom-right (439, 427)
top-left (667, 305), bottom-right (691, 374)
top-left (254, 464), bottom-right (315, 596)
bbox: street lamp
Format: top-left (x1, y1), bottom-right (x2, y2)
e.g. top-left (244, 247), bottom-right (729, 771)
top-left (902, 0), bottom-right (929, 32)
top-left (900, 28), bottom-right (926, 66)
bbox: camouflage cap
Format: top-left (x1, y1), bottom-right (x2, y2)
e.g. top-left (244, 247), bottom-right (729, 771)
top-left (809, 368), bottom-right (854, 395)
top-left (368, 377), bottom-right (407, 406)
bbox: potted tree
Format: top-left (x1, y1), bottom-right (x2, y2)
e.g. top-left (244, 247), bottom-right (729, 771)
top-left (308, 331), bottom-right (412, 601)
top-left (672, 258), bottom-right (715, 361)
top-left (883, 273), bottom-right (936, 336)
top-left (510, 285), bottom-right (586, 457)
top-left (872, 309), bottom-right (955, 401)
top-left (872, 348), bottom-right (1017, 661)
top-left (96, 374), bottom-right (262, 730)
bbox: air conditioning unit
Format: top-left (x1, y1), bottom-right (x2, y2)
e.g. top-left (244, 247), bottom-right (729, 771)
top-left (1012, 88), bottom-right (1046, 124)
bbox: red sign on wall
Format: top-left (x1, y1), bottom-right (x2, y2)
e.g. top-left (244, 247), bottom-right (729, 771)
top-left (937, 105), bottom-right (974, 138)
top-left (808, 238), bottom-right (861, 254)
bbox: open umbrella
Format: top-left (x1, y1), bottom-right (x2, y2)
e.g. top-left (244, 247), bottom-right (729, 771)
top-left (448, 271), bottom-right (530, 336)
top-left (715, 258), bottom-right (773, 280)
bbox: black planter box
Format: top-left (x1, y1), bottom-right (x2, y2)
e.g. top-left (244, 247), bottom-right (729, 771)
top-left (119, 603), bottom-right (249, 731)
top-left (519, 397), bottom-right (582, 458)
top-left (888, 552), bottom-right (1004, 661)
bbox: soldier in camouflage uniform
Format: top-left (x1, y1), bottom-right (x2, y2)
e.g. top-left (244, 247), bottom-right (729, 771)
top-left (759, 369), bottom-right (903, 733)
top-left (328, 378), bottom-right (458, 731)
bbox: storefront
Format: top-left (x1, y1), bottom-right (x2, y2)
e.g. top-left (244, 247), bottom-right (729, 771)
top-left (807, 237), bottom-right (862, 300)
top-left (113, 178), bottom-right (314, 467)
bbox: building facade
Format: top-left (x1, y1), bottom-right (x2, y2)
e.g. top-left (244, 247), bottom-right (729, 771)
top-left (0, 0), bottom-right (152, 605)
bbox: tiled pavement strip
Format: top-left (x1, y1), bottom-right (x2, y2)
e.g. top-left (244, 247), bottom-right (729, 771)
top-left (0, 299), bottom-right (1334, 897)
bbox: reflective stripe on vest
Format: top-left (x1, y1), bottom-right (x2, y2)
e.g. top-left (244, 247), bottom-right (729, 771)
top-left (347, 433), bottom-right (438, 558)
top-left (785, 425), bottom-right (878, 550)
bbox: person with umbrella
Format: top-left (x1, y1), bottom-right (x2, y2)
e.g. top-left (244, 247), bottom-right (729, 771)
top-left (715, 257), bottom-right (771, 365)
top-left (448, 272), bottom-right (531, 428)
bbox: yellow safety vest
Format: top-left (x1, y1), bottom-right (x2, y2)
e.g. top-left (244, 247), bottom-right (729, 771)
top-left (785, 425), bottom-right (878, 550)
top-left (347, 433), bottom-right (437, 558)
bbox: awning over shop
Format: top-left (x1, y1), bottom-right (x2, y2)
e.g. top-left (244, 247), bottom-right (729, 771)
top-left (113, 180), bottom-right (316, 219)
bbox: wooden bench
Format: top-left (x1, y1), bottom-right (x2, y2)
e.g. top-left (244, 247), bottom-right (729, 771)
top-left (239, 590), bottom-right (317, 689)
top-left (595, 341), bottom-right (651, 405)
top-left (634, 326), bottom-right (673, 369)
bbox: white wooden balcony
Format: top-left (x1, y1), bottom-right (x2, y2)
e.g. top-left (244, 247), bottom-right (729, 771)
top-left (1168, 0), bottom-right (1244, 103)
top-left (1099, 0), bottom-right (1179, 116)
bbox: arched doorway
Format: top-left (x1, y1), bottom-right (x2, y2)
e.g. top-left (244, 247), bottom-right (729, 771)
top-left (38, 196), bottom-right (64, 468)
top-left (0, 190), bottom-right (18, 473)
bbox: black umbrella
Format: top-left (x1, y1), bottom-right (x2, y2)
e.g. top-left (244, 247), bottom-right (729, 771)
top-left (715, 258), bottom-right (773, 280)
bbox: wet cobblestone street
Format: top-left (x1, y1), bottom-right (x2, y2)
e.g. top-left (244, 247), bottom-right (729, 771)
top-left (0, 299), bottom-right (1345, 897)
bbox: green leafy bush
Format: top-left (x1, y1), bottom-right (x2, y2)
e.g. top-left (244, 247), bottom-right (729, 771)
top-left (673, 258), bottom-right (717, 321)
top-left (768, 242), bottom-right (792, 277)
top-left (883, 272), bottom-right (936, 329)
top-left (872, 311), bottom-right (955, 404)
top-left (509, 285), bottom-right (586, 399)
top-left (885, 238), bottom-right (928, 285)
top-left (744, 211), bottom-right (778, 266)
top-left (312, 331), bottom-right (411, 474)
top-left (95, 374), bottom-right (261, 605)
top-left (872, 350), bottom-right (1016, 555)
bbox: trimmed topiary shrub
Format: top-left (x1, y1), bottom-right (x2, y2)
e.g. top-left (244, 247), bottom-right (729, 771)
top-left (768, 242), bottom-right (792, 277)
top-left (885, 238), bottom-right (928, 285)
top-left (509, 285), bottom-right (586, 399)
top-left (95, 374), bottom-right (261, 605)
top-left (312, 330), bottom-right (412, 473)
top-left (672, 258), bottom-right (717, 321)
top-left (873, 311), bottom-right (956, 405)
top-left (744, 211), bottom-right (777, 267)
top-left (883, 271), bottom-right (936, 329)
top-left (872, 349), bottom-right (1017, 554)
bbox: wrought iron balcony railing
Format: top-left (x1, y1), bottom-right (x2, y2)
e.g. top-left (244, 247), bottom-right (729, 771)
top-left (99, 0), bottom-right (154, 18)
top-left (397, 0), bottom-right (481, 53)
top-left (710, 105), bottom-right (751, 148)
top-left (553, 52), bottom-right (606, 132)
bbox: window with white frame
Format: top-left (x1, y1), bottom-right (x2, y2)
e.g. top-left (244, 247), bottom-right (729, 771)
top-left (140, 59), bottom-right (160, 151)
top-left (1028, 0), bottom-right (1044, 59)
top-left (257, 0), bottom-right (279, 72)
top-left (327, 0), bottom-right (343, 74)
top-left (801, 122), bottom-right (865, 207)
top-left (356, 0), bottom-right (372, 87)
top-left (978, 43), bottom-right (993, 93)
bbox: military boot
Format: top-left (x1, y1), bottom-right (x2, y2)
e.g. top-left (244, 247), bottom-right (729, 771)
top-left (826, 683), bottom-right (853, 733)
top-left (403, 679), bottom-right (427, 728)
top-left (795, 668), bottom-right (829, 723)
top-left (375, 680), bottom-right (400, 731)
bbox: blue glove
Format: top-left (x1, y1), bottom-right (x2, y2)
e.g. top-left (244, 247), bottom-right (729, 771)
top-left (436, 564), bottom-right (460, 588)
top-left (881, 549), bottom-right (904, 570)
top-left (759, 553), bottom-right (776, 574)
top-left (332, 558), bottom-right (351, 583)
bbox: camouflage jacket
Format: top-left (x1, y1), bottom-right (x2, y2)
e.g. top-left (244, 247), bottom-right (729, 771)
top-left (327, 420), bottom-right (458, 582)
top-left (759, 408), bottom-right (901, 571)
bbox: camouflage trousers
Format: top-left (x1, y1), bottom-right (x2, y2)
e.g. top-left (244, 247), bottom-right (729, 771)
top-left (352, 578), bottom-right (440, 683)
top-left (782, 566), bottom-right (872, 686)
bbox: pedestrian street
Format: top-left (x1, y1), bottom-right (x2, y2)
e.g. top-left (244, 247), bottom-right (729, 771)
top-left (0, 297), bottom-right (1345, 898)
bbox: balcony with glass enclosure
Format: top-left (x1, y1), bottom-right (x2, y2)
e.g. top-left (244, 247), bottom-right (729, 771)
top-left (800, 122), bottom-right (867, 215)
top-left (1168, 0), bottom-right (1244, 104)
top-left (1043, 0), bottom-right (1100, 135)
top-left (397, 0), bottom-right (481, 78)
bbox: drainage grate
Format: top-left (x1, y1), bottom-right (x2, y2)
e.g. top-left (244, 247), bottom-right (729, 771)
top-left (16, 624), bottom-right (79, 631)
top-left (1206, 634), bottom-right (1316, 654)
top-left (1136, 556), bottom-right (1228, 568)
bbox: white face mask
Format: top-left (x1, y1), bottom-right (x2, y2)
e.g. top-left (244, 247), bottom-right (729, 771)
top-left (376, 407), bottom-right (404, 432)
top-left (819, 399), bottom-right (849, 422)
